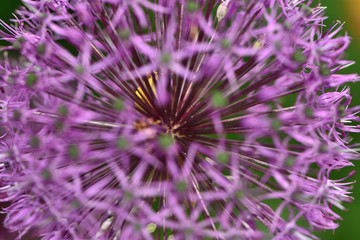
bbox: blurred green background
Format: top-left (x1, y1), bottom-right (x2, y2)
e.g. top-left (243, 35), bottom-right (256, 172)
top-left (1, 0), bottom-right (360, 239)
top-left (316, 0), bottom-right (360, 239)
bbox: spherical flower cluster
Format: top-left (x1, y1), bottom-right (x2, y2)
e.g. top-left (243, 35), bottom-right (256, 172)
top-left (0, 0), bottom-right (359, 239)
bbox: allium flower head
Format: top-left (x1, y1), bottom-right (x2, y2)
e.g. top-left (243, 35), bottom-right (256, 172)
top-left (0, 0), bottom-right (359, 239)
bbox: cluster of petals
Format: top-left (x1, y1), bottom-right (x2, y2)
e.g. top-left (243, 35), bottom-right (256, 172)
top-left (0, 0), bottom-right (359, 239)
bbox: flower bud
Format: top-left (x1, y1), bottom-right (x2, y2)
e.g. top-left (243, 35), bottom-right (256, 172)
top-left (217, 2), bottom-right (229, 22)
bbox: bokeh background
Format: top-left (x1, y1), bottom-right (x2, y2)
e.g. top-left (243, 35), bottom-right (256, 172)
top-left (0, 0), bottom-right (360, 239)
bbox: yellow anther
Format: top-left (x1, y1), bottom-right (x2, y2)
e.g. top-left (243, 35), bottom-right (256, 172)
top-left (253, 39), bottom-right (264, 49)
top-left (135, 71), bottom-right (157, 110)
top-left (146, 223), bottom-right (157, 233)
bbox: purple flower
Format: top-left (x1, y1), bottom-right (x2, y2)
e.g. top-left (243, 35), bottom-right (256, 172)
top-left (0, 0), bottom-right (359, 239)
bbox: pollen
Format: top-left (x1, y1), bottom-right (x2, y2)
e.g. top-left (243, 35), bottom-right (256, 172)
top-left (135, 71), bottom-right (158, 110)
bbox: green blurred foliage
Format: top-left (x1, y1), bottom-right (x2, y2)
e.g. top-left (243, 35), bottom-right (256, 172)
top-left (0, 1), bottom-right (21, 23)
top-left (317, 1), bottom-right (360, 239)
top-left (0, 1), bottom-right (359, 239)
